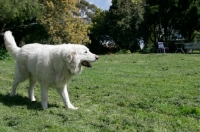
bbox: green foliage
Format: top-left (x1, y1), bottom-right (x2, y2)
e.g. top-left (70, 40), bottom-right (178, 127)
top-left (192, 30), bottom-right (200, 42)
top-left (76, 0), bottom-right (98, 23)
top-left (39, 0), bottom-right (90, 44)
top-left (0, 0), bottom-right (43, 32)
top-left (178, 1), bottom-right (200, 41)
top-left (116, 49), bottom-right (131, 54)
top-left (140, 0), bottom-right (200, 47)
top-left (141, 43), bottom-right (156, 53)
top-left (0, 0), bottom-right (45, 47)
top-left (89, 0), bottom-right (144, 53)
top-left (0, 49), bottom-right (10, 60)
top-left (1, 0), bottom-right (200, 54)
top-left (89, 9), bottom-right (113, 54)
top-left (109, 0), bottom-right (144, 51)
top-left (0, 0), bottom-right (42, 22)
top-left (140, 0), bottom-right (177, 46)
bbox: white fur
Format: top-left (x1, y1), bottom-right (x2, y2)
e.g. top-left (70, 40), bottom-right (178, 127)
top-left (4, 31), bottom-right (98, 110)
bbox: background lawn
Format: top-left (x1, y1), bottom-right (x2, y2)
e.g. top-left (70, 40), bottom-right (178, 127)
top-left (0, 53), bottom-right (200, 132)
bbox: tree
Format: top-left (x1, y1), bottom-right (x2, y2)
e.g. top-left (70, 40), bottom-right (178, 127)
top-left (89, 9), bottom-right (112, 54)
top-left (109, 0), bottom-right (144, 51)
top-left (0, 0), bottom-right (42, 32)
top-left (0, 0), bottom-right (43, 45)
top-left (141, 0), bottom-right (200, 50)
top-left (39, 0), bottom-right (90, 44)
top-left (139, 0), bottom-right (180, 49)
top-left (76, 0), bottom-right (98, 23)
top-left (177, 0), bottom-right (200, 41)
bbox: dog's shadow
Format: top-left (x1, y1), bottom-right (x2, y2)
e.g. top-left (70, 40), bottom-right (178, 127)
top-left (0, 93), bottom-right (59, 110)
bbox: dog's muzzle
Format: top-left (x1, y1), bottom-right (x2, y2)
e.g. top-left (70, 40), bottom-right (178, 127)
top-left (95, 55), bottom-right (99, 60)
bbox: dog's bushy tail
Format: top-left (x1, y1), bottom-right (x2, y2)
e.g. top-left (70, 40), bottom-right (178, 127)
top-left (4, 31), bottom-right (20, 59)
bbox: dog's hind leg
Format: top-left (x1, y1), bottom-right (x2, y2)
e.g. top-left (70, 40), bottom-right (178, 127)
top-left (10, 64), bottom-right (27, 96)
top-left (40, 83), bottom-right (49, 109)
top-left (10, 79), bottom-right (19, 96)
top-left (28, 77), bottom-right (37, 101)
top-left (57, 85), bottom-right (78, 110)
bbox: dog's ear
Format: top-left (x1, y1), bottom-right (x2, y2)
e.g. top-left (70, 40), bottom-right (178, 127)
top-left (62, 50), bottom-right (82, 74)
top-left (69, 51), bottom-right (82, 74)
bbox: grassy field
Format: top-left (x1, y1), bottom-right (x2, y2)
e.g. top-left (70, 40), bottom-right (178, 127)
top-left (0, 53), bottom-right (200, 132)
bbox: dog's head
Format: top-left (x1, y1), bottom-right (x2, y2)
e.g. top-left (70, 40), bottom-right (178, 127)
top-left (74, 45), bottom-right (99, 67)
top-left (63, 44), bottom-right (99, 74)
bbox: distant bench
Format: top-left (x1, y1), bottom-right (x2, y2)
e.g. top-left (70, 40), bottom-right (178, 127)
top-left (184, 42), bottom-right (200, 53)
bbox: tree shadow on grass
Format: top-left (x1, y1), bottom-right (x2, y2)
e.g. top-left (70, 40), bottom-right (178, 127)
top-left (0, 93), bottom-right (59, 110)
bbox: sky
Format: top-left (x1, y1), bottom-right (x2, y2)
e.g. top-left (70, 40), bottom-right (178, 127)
top-left (86, 0), bottom-right (112, 10)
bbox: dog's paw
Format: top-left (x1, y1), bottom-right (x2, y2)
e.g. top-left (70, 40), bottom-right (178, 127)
top-left (41, 102), bottom-right (48, 109)
top-left (31, 98), bottom-right (36, 102)
top-left (67, 105), bottom-right (78, 110)
top-left (30, 97), bottom-right (36, 102)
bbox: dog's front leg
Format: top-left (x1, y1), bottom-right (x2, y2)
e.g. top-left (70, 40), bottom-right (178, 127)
top-left (40, 84), bottom-right (49, 109)
top-left (57, 85), bottom-right (78, 110)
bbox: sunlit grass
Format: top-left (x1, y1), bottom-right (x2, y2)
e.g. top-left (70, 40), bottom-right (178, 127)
top-left (0, 53), bottom-right (200, 131)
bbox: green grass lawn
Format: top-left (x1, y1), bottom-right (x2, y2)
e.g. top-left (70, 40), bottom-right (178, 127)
top-left (0, 53), bottom-right (200, 132)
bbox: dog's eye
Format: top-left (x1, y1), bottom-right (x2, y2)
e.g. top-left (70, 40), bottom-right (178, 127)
top-left (84, 51), bottom-right (87, 53)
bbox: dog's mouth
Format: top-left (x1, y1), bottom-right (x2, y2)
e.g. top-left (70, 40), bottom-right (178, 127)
top-left (81, 61), bottom-right (92, 68)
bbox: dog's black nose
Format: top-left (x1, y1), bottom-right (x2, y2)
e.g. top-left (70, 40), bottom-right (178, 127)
top-left (95, 55), bottom-right (99, 60)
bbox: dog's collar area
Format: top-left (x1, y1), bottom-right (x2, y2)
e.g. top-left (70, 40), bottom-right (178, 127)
top-left (81, 61), bottom-right (92, 67)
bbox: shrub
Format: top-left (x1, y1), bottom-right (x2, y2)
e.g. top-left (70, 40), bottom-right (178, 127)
top-left (116, 49), bottom-right (132, 54)
top-left (0, 49), bottom-right (10, 60)
top-left (141, 43), bottom-right (156, 53)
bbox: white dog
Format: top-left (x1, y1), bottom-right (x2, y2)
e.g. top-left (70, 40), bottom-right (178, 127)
top-left (4, 31), bottom-right (98, 110)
